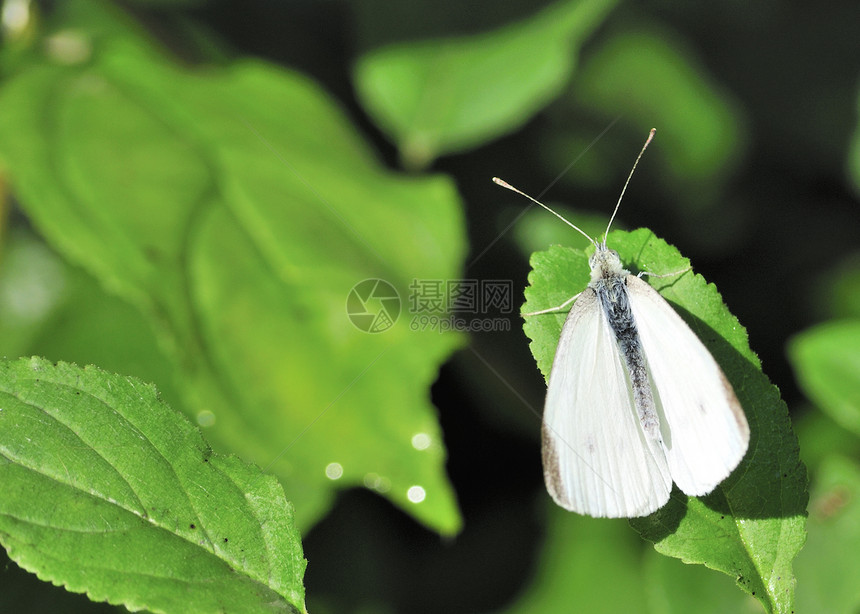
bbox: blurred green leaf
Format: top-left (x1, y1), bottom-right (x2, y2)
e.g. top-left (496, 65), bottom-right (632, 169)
top-left (503, 504), bottom-right (759, 613)
top-left (794, 407), bottom-right (860, 472)
top-left (814, 252), bottom-right (860, 320)
top-left (125, 0), bottom-right (204, 5)
top-left (848, 84), bottom-right (860, 198)
top-left (503, 508), bottom-right (645, 613)
top-left (512, 205), bottom-right (610, 257)
top-left (0, 0), bottom-right (466, 535)
top-left (0, 231), bottom-right (69, 355)
top-left (574, 25), bottom-right (745, 189)
top-left (788, 320), bottom-right (860, 438)
top-left (794, 455), bottom-right (860, 614)
top-left (0, 231), bottom-right (180, 409)
top-left (353, 0), bottom-right (618, 169)
top-left (554, 24), bottom-right (745, 221)
top-left (644, 546), bottom-right (759, 613)
top-left (0, 357), bottom-right (306, 614)
top-left (523, 230), bottom-right (807, 614)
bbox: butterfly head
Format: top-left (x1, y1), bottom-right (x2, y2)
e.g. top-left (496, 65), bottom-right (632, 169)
top-left (589, 244), bottom-right (627, 283)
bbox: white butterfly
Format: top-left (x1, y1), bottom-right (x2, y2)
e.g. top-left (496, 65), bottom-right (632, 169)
top-left (494, 129), bottom-right (749, 518)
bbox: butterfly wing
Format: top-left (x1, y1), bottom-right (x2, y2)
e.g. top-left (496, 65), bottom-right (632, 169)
top-left (626, 275), bottom-right (750, 496)
top-left (542, 288), bottom-right (672, 517)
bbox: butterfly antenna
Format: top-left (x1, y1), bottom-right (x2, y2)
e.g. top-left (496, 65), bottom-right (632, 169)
top-left (492, 177), bottom-right (596, 246)
top-left (602, 128), bottom-right (656, 247)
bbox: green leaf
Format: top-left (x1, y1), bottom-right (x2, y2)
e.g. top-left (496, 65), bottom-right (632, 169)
top-left (353, 0), bottom-right (618, 169)
top-left (0, 0), bottom-right (465, 535)
top-left (788, 320), bottom-right (860, 438)
top-left (794, 455), bottom-right (860, 613)
top-left (523, 229), bottom-right (807, 614)
top-left (0, 357), bottom-right (306, 614)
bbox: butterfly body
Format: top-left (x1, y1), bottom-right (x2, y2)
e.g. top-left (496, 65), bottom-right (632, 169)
top-left (590, 247), bottom-right (660, 441)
